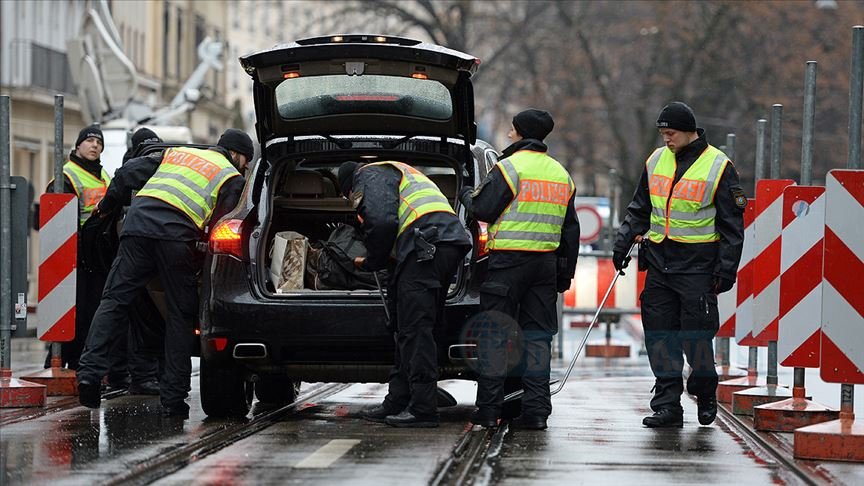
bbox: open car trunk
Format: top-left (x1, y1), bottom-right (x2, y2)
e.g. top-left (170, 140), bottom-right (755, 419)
top-left (254, 148), bottom-right (468, 298)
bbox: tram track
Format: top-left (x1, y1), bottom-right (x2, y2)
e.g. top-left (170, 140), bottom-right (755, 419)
top-left (429, 421), bottom-right (508, 486)
top-left (102, 382), bottom-right (351, 486)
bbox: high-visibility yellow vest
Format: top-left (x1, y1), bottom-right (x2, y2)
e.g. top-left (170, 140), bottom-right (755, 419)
top-left (487, 151), bottom-right (575, 252)
top-left (137, 147), bottom-right (240, 230)
top-left (62, 160), bottom-right (111, 225)
top-left (362, 161), bottom-right (455, 238)
top-left (646, 144), bottom-right (729, 243)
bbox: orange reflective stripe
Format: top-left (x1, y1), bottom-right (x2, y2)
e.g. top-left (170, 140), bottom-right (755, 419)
top-left (649, 174), bottom-right (673, 197)
top-left (517, 179), bottom-right (570, 205)
top-left (671, 178), bottom-right (706, 202)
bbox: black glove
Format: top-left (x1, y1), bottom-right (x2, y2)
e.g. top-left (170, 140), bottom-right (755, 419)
top-left (458, 186), bottom-right (474, 206)
top-left (612, 251), bottom-right (631, 274)
top-left (556, 276), bottom-right (572, 293)
top-left (713, 276), bottom-right (735, 294)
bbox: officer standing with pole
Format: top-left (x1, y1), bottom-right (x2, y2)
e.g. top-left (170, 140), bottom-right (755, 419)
top-left (613, 102), bottom-right (745, 428)
top-left (76, 129), bottom-right (253, 418)
top-left (339, 160), bottom-right (470, 428)
top-left (460, 109), bottom-right (580, 430)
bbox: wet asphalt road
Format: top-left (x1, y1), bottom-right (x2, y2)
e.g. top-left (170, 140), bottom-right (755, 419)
top-left (2, 323), bottom-right (862, 485)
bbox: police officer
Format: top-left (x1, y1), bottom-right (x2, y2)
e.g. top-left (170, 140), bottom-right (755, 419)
top-left (339, 160), bottom-right (470, 428)
top-left (459, 109), bottom-right (580, 430)
top-left (76, 129), bottom-right (253, 418)
top-left (45, 124), bottom-right (111, 369)
top-left (613, 102), bottom-right (745, 428)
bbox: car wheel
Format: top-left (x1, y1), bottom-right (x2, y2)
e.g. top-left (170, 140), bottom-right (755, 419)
top-left (255, 375), bottom-right (300, 405)
top-left (200, 357), bottom-right (253, 418)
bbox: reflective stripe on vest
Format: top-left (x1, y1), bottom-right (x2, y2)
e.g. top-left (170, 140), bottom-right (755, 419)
top-left (362, 161), bottom-right (455, 238)
top-left (646, 145), bottom-right (729, 243)
top-left (136, 147), bottom-right (239, 230)
top-left (62, 161), bottom-right (111, 225)
top-left (487, 151), bottom-right (575, 252)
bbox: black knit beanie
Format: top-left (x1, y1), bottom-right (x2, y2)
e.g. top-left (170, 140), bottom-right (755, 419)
top-left (512, 109), bottom-right (554, 141)
top-left (656, 102), bottom-right (697, 132)
top-left (338, 161), bottom-right (361, 197)
top-left (217, 128), bottom-right (255, 161)
top-left (131, 127), bottom-right (161, 149)
top-left (75, 124), bottom-right (103, 148)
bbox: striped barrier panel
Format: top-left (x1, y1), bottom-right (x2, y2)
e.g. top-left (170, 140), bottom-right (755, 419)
top-left (563, 255), bottom-right (645, 312)
top-left (37, 193), bottom-right (77, 342)
top-left (734, 199), bottom-right (766, 346)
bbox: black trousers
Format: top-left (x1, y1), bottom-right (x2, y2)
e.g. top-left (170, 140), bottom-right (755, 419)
top-left (77, 236), bottom-right (200, 409)
top-left (58, 266), bottom-right (106, 369)
top-left (475, 253), bottom-right (558, 419)
top-left (106, 293), bottom-right (162, 387)
top-left (382, 244), bottom-right (464, 418)
top-left (641, 268), bottom-right (719, 413)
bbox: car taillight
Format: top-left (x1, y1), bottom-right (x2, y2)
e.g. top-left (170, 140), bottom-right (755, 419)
top-left (209, 219), bottom-right (243, 259)
top-left (476, 222), bottom-right (489, 258)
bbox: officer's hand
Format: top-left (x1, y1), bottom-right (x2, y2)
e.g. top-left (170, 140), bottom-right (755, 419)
top-left (458, 186), bottom-right (474, 206)
top-left (612, 251), bottom-right (631, 274)
top-left (713, 276), bottom-right (735, 294)
top-left (354, 256), bottom-right (366, 269)
top-left (556, 276), bottom-right (572, 293)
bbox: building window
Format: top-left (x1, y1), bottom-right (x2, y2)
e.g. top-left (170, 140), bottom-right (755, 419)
top-left (195, 14), bottom-right (206, 50)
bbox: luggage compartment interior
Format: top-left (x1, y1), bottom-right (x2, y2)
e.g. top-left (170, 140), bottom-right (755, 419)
top-left (259, 156), bottom-right (465, 296)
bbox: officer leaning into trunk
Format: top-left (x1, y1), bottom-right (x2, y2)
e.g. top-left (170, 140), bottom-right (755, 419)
top-left (76, 129), bottom-right (253, 418)
top-left (613, 102), bottom-right (745, 428)
top-left (338, 160), bottom-right (471, 428)
top-left (460, 109), bottom-right (581, 431)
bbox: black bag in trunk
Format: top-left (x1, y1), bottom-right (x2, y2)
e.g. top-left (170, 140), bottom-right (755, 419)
top-left (308, 224), bottom-right (388, 290)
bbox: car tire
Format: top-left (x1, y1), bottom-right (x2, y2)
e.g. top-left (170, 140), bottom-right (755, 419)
top-left (200, 357), bottom-right (253, 418)
top-left (255, 375), bottom-right (300, 405)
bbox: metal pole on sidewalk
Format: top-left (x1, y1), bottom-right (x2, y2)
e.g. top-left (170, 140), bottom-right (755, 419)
top-left (1, 96), bottom-right (12, 371)
top-left (717, 133), bottom-right (736, 373)
top-left (50, 96), bottom-right (63, 365)
top-left (847, 26), bottom-right (863, 170)
top-left (747, 118), bottom-right (769, 382)
top-left (767, 104), bottom-right (783, 388)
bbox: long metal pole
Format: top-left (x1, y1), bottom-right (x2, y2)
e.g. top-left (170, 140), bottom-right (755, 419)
top-left (755, 119), bottom-right (767, 188)
top-left (717, 133), bottom-right (736, 371)
top-left (842, 27), bottom-right (863, 418)
top-left (1, 96), bottom-right (12, 370)
top-left (847, 26), bottom-right (864, 170)
top-left (767, 104), bottom-right (784, 387)
top-left (801, 62), bottom-right (817, 186)
top-left (51, 96), bottom-right (64, 363)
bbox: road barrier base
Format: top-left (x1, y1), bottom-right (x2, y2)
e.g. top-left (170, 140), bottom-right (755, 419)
top-left (732, 384), bottom-right (792, 416)
top-left (585, 340), bottom-right (630, 358)
top-left (717, 365), bottom-right (747, 382)
top-left (0, 369), bottom-right (46, 408)
top-left (20, 367), bottom-right (78, 396)
top-left (717, 376), bottom-right (766, 404)
top-left (754, 397), bottom-right (838, 431)
top-left (794, 417), bottom-right (864, 462)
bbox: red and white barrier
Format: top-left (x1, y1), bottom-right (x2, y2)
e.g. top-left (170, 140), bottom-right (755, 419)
top-left (752, 179), bottom-right (795, 341)
top-left (718, 199), bottom-right (754, 339)
top-left (734, 199), bottom-right (765, 346)
top-left (820, 170), bottom-right (864, 384)
top-left (778, 186), bottom-right (825, 367)
top-left (563, 256), bottom-right (645, 311)
top-left (37, 193), bottom-right (77, 342)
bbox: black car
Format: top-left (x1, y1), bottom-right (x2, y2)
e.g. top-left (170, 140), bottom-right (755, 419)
top-left (198, 35), bottom-right (499, 417)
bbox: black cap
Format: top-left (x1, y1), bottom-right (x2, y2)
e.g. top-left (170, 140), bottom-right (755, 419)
top-left (656, 101), bottom-right (697, 132)
top-left (217, 128), bottom-right (254, 162)
top-left (131, 127), bottom-right (161, 149)
top-left (512, 109), bottom-right (554, 141)
top-left (337, 161), bottom-right (361, 197)
top-left (75, 124), bottom-right (103, 148)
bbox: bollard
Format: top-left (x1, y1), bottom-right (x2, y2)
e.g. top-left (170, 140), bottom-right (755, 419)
top-left (754, 61), bottom-right (838, 431)
top-left (20, 95), bottom-right (78, 396)
top-left (0, 95), bottom-right (47, 408)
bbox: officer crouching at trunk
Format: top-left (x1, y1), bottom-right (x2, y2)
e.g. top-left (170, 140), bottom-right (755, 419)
top-left (460, 109), bottom-right (580, 430)
top-left (76, 129), bottom-right (253, 418)
top-left (613, 102), bottom-right (744, 428)
top-left (338, 160), bottom-right (471, 428)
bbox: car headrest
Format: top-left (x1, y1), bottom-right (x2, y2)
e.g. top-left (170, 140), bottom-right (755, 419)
top-left (427, 174), bottom-right (456, 201)
top-left (282, 170), bottom-right (326, 197)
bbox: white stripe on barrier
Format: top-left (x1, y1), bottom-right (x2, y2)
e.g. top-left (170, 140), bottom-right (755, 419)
top-left (38, 197), bottom-right (77, 260)
top-left (822, 282), bottom-right (864, 372)
top-left (780, 196), bottom-right (825, 273)
top-left (36, 270), bottom-right (76, 338)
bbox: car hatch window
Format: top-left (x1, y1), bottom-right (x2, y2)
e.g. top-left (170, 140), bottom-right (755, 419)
top-left (275, 75), bottom-right (453, 121)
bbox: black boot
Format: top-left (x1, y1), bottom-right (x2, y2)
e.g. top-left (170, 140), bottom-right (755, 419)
top-left (129, 380), bottom-right (160, 396)
top-left (697, 395), bottom-right (717, 425)
top-left (470, 408), bottom-right (499, 428)
top-left (514, 415), bottom-right (548, 430)
top-left (361, 403), bottom-right (403, 424)
top-left (385, 410), bottom-right (439, 428)
top-left (642, 409), bottom-right (683, 428)
top-left (78, 381), bottom-right (101, 409)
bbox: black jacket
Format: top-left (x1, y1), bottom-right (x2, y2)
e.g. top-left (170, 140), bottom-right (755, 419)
top-left (119, 146), bottom-right (245, 242)
top-left (353, 164), bottom-right (471, 272)
top-left (613, 130), bottom-right (745, 280)
top-left (463, 139), bottom-right (581, 281)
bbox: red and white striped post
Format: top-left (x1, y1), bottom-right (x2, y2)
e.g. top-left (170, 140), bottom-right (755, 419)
top-left (754, 186), bottom-right (838, 431)
top-left (732, 179), bottom-right (795, 415)
top-left (718, 199), bottom-right (767, 404)
top-left (795, 169), bottom-right (864, 461)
